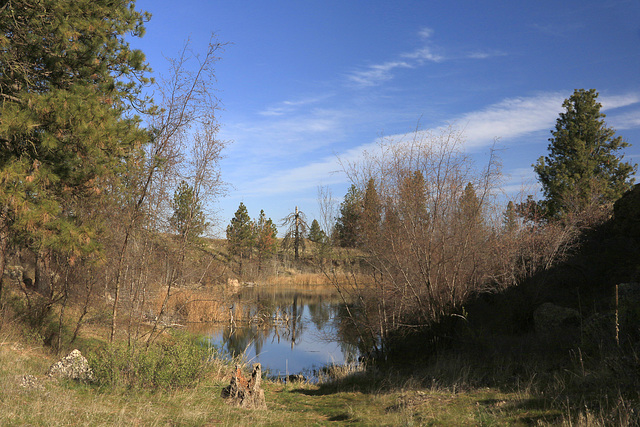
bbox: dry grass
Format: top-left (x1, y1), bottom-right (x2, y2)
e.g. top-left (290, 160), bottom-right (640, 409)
top-left (262, 271), bottom-right (371, 291)
top-left (2, 324), bottom-right (638, 426)
top-left (263, 272), bottom-right (331, 287)
top-left (164, 288), bottom-right (229, 323)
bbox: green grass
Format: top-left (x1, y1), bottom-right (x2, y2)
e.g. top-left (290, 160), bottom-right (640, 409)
top-left (0, 337), bottom-right (579, 426)
top-left (1, 311), bottom-right (637, 426)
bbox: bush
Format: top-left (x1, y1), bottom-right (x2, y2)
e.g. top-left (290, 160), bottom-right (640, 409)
top-left (89, 334), bottom-right (213, 390)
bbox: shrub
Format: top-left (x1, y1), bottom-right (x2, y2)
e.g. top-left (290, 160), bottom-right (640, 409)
top-left (89, 334), bottom-right (213, 390)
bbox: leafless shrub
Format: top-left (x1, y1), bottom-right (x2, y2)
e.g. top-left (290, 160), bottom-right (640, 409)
top-left (332, 125), bottom-right (606, 355)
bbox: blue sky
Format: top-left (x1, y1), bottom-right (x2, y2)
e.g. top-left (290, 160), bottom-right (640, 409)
top-left (131, 0), bottom-right (640, 237)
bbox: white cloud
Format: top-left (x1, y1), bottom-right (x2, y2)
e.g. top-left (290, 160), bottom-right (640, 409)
top-left (235, 139), bottom-right (385, 197)
top-left (402, 46), bottom-right (444, 62)
top-left (418, 27), bottom-right (434, 39)
top-left (451, 93), bottom-right (565, 148)
top-left (608, 109), bottom-right (640, 130)
top-left (346, 27), bottom-right (505, 87)
top-left (600, 93), bottom-right (640, 110)
top-left (225, 90), bottom-right (640, 212)
top-left (347, 60), bottom-right (414, 87)
top-left (258, 94), bottom-right (334, 117)
top-left (466, 50), bottom-right (508, 60)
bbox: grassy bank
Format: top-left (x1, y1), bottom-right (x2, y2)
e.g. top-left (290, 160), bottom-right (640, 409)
top-left (2, 318), bottom-right (633, 426)
top-left (0, 340), bottom-right (559, 425)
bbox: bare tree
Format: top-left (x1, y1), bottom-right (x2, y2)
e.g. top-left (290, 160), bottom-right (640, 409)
top-left (317, 185), bottom-right (337, 240)
top-left (110, 35), bottom-right (227, 343)
top-left (333, 125), bottom-right (503, 350)
top-left (282, 207), bottom-right (308, 261)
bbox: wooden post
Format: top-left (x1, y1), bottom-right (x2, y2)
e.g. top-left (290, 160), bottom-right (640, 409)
top-left (615, 284), bottom-right (619, 347)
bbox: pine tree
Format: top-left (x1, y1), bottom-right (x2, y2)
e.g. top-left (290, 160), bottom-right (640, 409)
top-left (226, 203), bottom-right (254, 273)
top-left (503, 201), bottom-right (518, 234)
top-left (254, 210), bottom-right (278, 271)
top-left (398, 171), bottom-right (429, 231)
top-left (534, 89), bottom-right (636, 218)
top-left (458, 183), bottom-right (483, 228)
top-left (335, 185), bottom-right (362, 248)
top-left (308, 219), bottom-right (327, 244)
top-left (0, 0), bottom-right (151, 297)
top-left (169, 181), bottom-right (208, 242)
top-left (361, 178), bottom-right (381, 247)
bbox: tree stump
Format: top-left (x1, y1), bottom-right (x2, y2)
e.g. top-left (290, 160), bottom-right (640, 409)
top-left (221, 363), bottom-right (267, 410)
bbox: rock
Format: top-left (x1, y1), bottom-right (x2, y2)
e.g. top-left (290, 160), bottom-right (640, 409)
top-left (582, 312), bottom-right (616, 350)
top-left (617, 282), bottom-right (640, 302)
top-left (287, 374), bottom-right (305, 383)
top-left (533, 302), bottom-right (581, 343)
top-left (221, 364), bottom-right (267, 410)
top-left (614, 184), bottom-right (640, 238)
top-left (47, 349), bottom-right (95, 382)
top-left (19, 374), bottom-right (44, 390)
top-left (617, 282), bottom-right (640, 340)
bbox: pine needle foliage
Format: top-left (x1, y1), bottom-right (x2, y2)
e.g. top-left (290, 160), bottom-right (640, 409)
top-left (534, 89), bottom-right (636, 219)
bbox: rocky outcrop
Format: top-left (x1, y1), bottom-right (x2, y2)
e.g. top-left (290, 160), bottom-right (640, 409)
top-left (221, 364), bottom-right (267, 410)
top-left (47, 349), bottom-right (94, 382)
top-left (533, 302), bottom-right (581, 342)
top-left (614, 184), bottom-right (640, 238)
top-left (617, 282), bottom-right (640, 340)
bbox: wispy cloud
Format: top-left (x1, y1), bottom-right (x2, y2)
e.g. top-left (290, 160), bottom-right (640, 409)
top-left (258, 94), bottom-right (333, 117)
top-left (242, 156), bottom-right (344, 196)
top-left (609, 109), bottom-right (640, 130)
top-left (225, 110), bottom-right (346, 158)
top-left (225, 91), bottom-right (640, 208)
top-left (346, 27), bottom-right (444, 87)
top-left (531, 22), bottom-right (585, 38)
top-left (346, 26), bottom-right (504, 87)
top-left (466, 50), bottom-right (508, 60)
top-left (418, 27), bottom-right (434, 39)
top-left (600, 93), bottom-right (640, 110)
top-left (451, 93), bottom-right (566, 148)
top-left (347, 60), bottom-right (415, 87)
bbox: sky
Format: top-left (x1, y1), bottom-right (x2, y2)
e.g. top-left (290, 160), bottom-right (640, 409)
top-left (130, 0), bottom-right (640, 237)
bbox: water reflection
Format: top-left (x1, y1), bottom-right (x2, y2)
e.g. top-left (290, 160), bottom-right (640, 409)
top-left (207, 287), bottom-right (359, 378)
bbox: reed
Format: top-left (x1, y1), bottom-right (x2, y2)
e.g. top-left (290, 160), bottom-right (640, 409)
top-left (156, 288), bottom-right (228, 324)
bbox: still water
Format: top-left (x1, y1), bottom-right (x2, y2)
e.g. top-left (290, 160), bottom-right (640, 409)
top-left (206, 286), bottom-right (359, 379)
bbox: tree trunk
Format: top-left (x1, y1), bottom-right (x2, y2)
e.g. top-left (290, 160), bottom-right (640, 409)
top-left (0, 214), bottom-right (8, 310)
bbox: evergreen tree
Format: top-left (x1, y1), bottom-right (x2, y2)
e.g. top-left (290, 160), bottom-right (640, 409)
top-left (169, 181), bottom-right (208, 242)
top-left (503, 201), bottom-right (518, 234)
top-left (335, 185), bottom-right (362, 248)
top-left (254, 210), bottom-right (278, 270)
top-left (0, 0), bottom-right (151, 297)
top-left (226, 202), bottom-right (254, 273)
top-left (398, 171), bottom-right (429, 231)
top-left (361, 178), bottom-right (381, 248)
top-left (308, 219), bottom-right (327, 244)
top-left (534, 89), bottom-right (636, 218)
top-left (458, 183), bottom-right (483, 228)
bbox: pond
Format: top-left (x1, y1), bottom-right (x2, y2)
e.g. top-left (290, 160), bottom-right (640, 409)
top-left (203, 286), bottom-right (359, 380)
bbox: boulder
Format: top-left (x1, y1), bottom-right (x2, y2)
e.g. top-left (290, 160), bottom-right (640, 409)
top-left (47, 349), bottom-right (95, 382)
top-left (533, 302), bottom-right (581, 342)
top-left (582, 312), bottom-right (616, 350)
top-left (613, 184), bottom-right (640, 238)
top-left (221, 364), bottom-right (267, 410)
top-left (287, 374), bottom-right (305, 383)
top-left (617, 282), bottom-right (640, 339)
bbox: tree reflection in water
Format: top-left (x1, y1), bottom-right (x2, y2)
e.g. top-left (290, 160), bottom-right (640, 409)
top-left (209, 287), bottom-right (360, 377)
